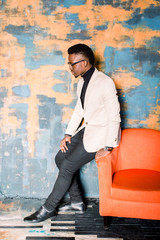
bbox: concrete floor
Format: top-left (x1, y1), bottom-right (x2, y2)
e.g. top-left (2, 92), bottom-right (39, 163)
top-left (1, 198), bottom-right (159, 240)
top-left (0, 198), bottom-right (122, 240)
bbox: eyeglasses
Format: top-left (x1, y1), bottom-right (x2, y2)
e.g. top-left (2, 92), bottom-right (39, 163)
top-left (68, 59), bottom-right (86, 67)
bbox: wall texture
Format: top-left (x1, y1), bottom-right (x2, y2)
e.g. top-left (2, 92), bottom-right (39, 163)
top-left (0, 0), bottom-right (160, 199)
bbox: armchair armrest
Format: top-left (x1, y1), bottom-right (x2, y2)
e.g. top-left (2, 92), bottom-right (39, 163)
top-left (96, 149), bottom-right (118, 216)
top-left (96, 152), bottom-right (114, 198)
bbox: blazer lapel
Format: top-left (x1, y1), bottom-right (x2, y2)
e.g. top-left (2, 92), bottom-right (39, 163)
top-left (83, 68), bottom-right (98, 110)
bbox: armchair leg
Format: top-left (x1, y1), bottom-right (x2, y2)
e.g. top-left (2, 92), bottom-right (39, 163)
top-left (104, 216), bottom-right (111, 230)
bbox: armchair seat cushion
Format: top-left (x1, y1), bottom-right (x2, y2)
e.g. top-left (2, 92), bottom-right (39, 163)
top-left (112, 169), bottom-right (160, 203)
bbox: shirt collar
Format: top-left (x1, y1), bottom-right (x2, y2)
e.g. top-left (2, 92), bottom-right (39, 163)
top-left (82, 66), bottom-right (95, 82)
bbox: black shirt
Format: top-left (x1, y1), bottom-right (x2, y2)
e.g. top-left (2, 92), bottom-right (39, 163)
top-left (80, 66), bottom-right (95, 108)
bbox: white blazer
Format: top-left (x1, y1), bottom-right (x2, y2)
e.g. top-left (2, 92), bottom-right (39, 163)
top-left (65, 68), bottom-right (121, 152)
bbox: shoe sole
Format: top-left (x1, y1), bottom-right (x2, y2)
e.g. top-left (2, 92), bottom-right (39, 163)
top-left (51, 215), bottom-right (57, 220)
top-left (24, 214), bottom-right (57, 223)
top-left (75, 211), bottom-right (85, 214)
top-left (58, 209), bottom-right (85, 214)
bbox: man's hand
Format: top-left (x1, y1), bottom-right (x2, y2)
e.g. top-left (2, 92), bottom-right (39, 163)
top-left (60, 135), bottom-right (71, 152)
top-left (95, 148), bottom-right (111, 161)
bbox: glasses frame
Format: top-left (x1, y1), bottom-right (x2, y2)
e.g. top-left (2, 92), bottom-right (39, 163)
top-left (68, 59), bottom-right (86, 67)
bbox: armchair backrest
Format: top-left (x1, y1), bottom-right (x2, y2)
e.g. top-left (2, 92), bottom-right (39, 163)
top-left (114, 128), bottom-right (160, 172)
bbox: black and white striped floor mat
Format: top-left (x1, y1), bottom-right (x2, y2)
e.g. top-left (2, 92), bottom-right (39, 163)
top-left (0, 200), bottom-right (160, 240)
top-left (26, 201), bottom-right (160, 240)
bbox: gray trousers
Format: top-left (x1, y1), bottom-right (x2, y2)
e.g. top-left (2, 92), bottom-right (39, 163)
top-left (44, 128), bottom-right (96, 210)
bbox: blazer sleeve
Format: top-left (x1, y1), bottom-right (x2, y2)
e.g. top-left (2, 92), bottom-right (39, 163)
top-left (65, 79), bottom-right (84, 136)
top-left (102, 77), bottom-right (121, 147)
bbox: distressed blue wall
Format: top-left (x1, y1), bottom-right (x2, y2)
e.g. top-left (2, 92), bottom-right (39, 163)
top-left (0, 0), bottom-right (159, 199)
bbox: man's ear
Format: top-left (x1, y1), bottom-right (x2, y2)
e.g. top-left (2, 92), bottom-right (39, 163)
top-left (84, 60), bottom-right (88, 67)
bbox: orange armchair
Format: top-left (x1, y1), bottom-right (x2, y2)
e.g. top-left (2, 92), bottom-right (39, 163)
top-left (96, 128), bottom-right (160, 229)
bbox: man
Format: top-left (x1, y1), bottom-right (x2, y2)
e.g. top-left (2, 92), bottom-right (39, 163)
top-left (24, 43), bottom-right (121, 223)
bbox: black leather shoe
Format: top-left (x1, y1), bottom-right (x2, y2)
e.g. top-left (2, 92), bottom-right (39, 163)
top-left (24, 206), bottom-right (57, 223)
top-left (58, 201), bottom-right (86, 214)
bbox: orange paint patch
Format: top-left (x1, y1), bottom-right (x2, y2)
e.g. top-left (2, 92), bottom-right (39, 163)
top-left (131, 0), bottom-right (160, 13)
top-left (96, 23), bottom-right (160, 50)
top-left (95, 5), bottom-right (132, 22)
top-left (0, 201), bottom-right (14, 211)
top-left (127, 119), bottom-right (140, 126)
top-left (62, 107), bottom-right (74, 123)
top-left (140, 105), bottom-right (160, 130)
top-left (133, 28), bottom-right (160, 48)
top-left (34, 14), bottom-right (71, 39)
top-left (57, 3), bottom-right (133, 36)
top-left (8, 0), bottom-right (42, 12)
top-left (0, 231), bottom-right (7, 240)
top-left (112, 69), bottom-right (142, 91)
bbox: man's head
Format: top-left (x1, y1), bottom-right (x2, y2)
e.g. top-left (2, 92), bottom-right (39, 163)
top-left (68, 44), bottom-right (95, 78)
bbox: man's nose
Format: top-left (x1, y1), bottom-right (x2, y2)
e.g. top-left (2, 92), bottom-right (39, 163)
top-left (69, 64), bottom-right (73, 70)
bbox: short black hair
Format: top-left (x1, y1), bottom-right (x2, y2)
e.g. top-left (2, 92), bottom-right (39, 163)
top-left (68, 43), bottom-right (95, 65)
